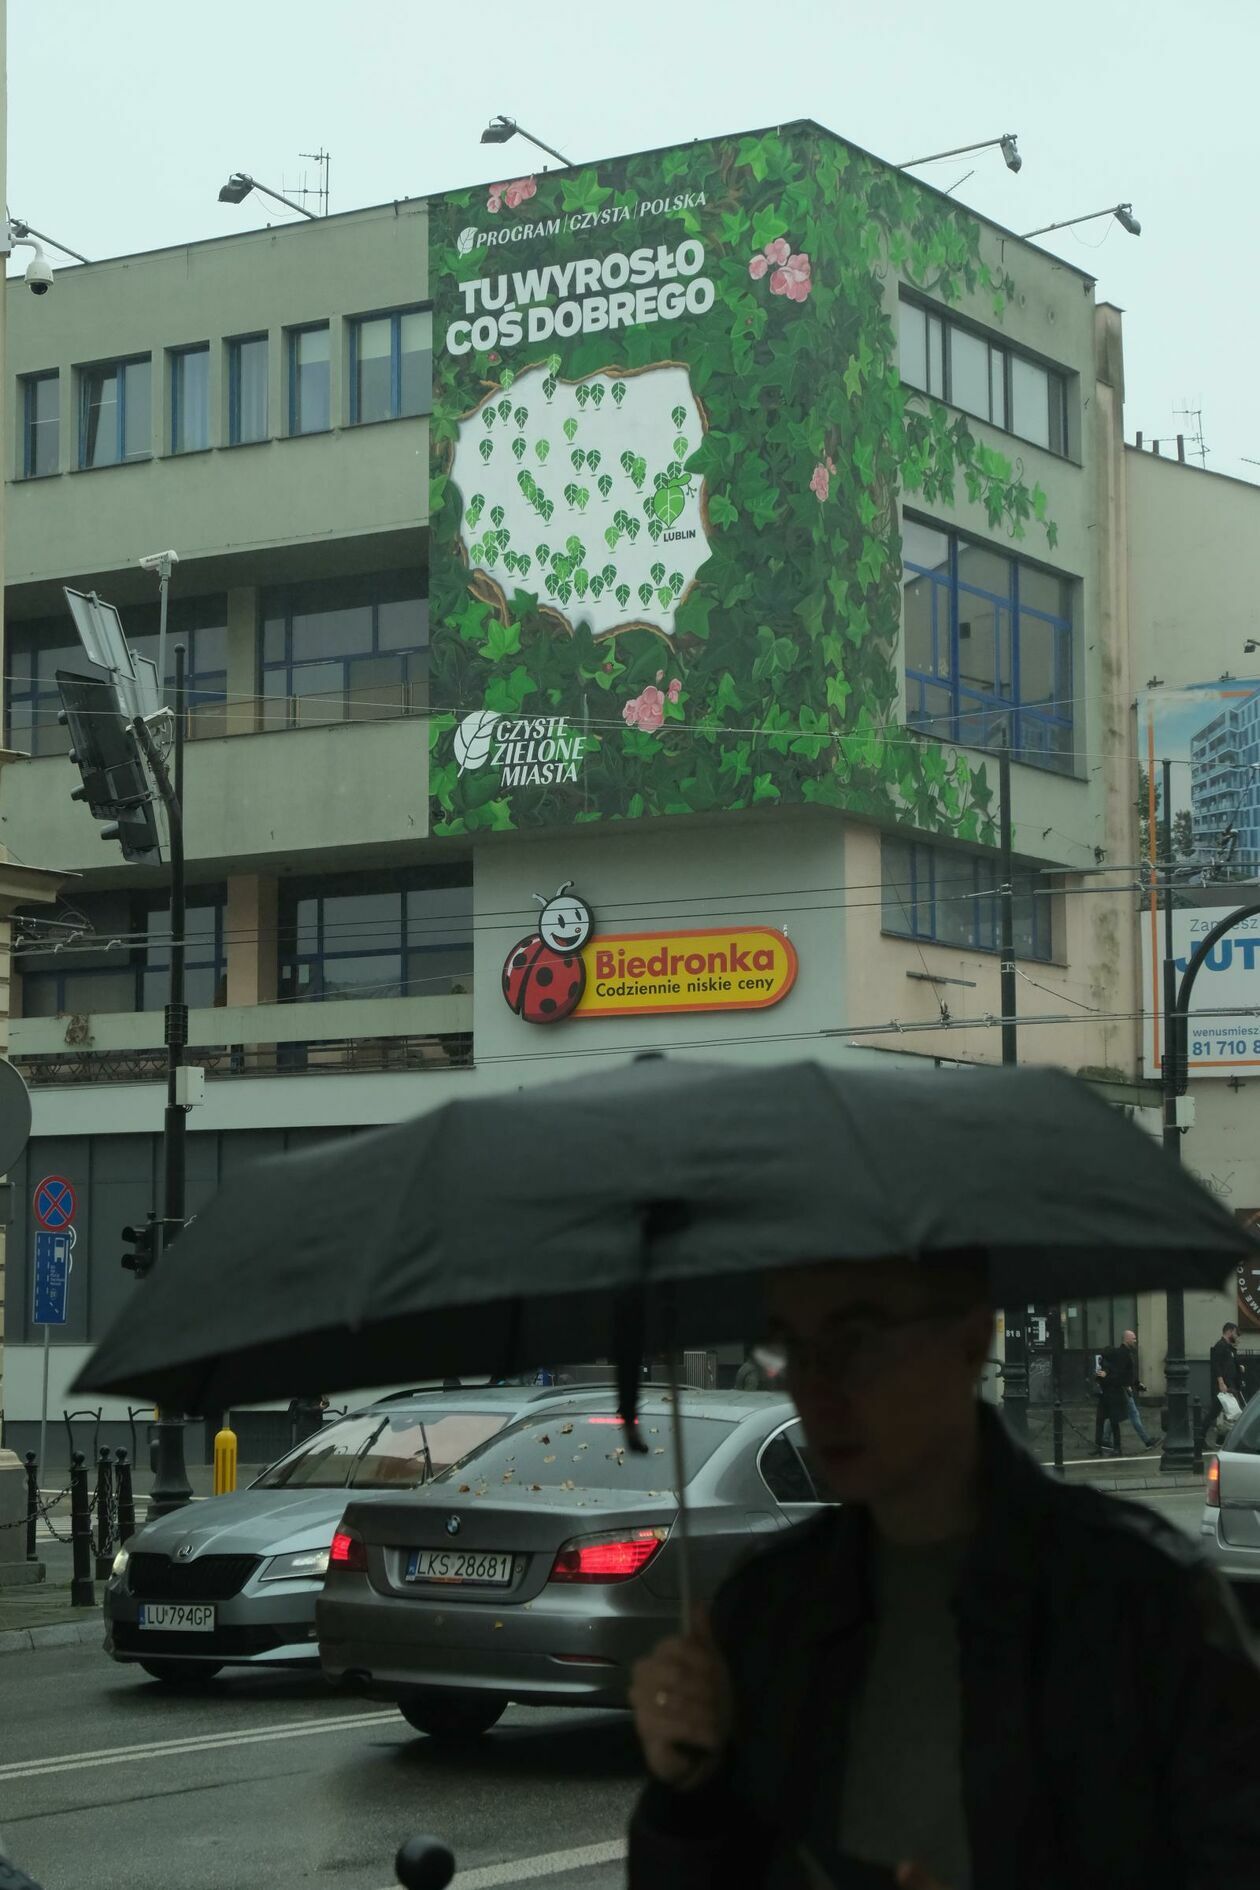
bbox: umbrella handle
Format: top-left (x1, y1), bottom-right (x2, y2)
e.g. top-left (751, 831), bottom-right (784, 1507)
top-left (668, 1348), bottom-right (692, 1636)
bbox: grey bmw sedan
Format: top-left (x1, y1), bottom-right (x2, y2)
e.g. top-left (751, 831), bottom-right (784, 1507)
top-left (104, 1384), bottom-right (585, 1683)
top-left (318, 1389), bottom-right (835, 1738)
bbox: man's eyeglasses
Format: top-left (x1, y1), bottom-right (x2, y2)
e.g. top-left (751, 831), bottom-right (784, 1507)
top-left (755, 1308), bottom-right (954, 1384)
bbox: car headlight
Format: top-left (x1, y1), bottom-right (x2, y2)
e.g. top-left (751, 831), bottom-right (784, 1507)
top-left (111, 1547), bottom-right (130, 1580)
top-left (260, 1546), bottom-right (331, 1582)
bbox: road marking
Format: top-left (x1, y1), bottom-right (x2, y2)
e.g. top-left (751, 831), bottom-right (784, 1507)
top-left (376, 1839), bottom-right (628, 1889)
top-left (0, 1709), bottom-right (399, 1781)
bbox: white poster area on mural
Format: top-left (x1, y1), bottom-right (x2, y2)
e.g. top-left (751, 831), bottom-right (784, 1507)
top-left (1141, 905), bottom-right (1260, 1078)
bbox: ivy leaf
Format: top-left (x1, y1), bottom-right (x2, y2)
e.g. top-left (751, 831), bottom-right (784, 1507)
top-left (708, 493), bottom-right (739, 528)
top-left (482, 616), bottom-right (521, 661)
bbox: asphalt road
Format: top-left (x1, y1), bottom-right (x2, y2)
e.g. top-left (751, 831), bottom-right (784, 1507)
top-left (1, 1642), bottom-right (638, 1890)
top-left (0, 1484), bottom-right (1210, 1890)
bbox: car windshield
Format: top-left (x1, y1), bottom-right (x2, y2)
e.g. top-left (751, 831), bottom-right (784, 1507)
top-left (1227, 1397), bottom-right (1260, 1455)
top-left (253, 1410), bottom-right (508, 1490)
top-left (431, 1410), bottom-right (736, 1491)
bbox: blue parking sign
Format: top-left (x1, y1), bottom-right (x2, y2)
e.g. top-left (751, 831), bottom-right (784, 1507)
top-left (33, 1229), bottom-right (73, 1326)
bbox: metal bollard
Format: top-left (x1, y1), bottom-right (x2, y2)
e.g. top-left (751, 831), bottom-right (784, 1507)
top-left (94, 1446), bottom-right (116, 1581)
top-left (1052, 1399), bottom-right (1065, 1477)
top-left (213, 1426), bottom-right (238, 1496)
top-left (1192, 1398), bottom-right (1205, 1474)
top-left (25, 1452), bottom-right (39, 1561)
top-left (69, 1452), bottom-right (96, 1608)
top-left (115, 1448), bottom-right (137, 1547)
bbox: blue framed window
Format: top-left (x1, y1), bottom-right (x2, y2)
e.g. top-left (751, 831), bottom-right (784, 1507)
top-left (899, 296), bottom-right (1069, 456)
top-left (18, 889), bottom-right (228, 1018)
top-left (6, 598), bottom-right (228, 756)
top-left (228, 333), bottom-right (268, 444)
top-left (260, 570), bottom-right (428, 728)
top-left (881, 836), bottom-right (1053, 962)
top-left (170, 344), bottom-right (210, 453)
top-left (902, 516), bottom-right (1074, 773)
top-left (287, 323), bottom-right (330, 435)
top-left (278, 866), bottom-right (472, 1003)
top-left (21, 372), bottom-right (59, 477)
top-left (79, 357), bottom-right (151, 467)
top-left (349, 309), bottom-right (432, 423)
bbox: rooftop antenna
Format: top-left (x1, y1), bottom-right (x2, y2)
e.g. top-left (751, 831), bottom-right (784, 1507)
top-left (280, 149), bottom-right (330, 218)
top-left (1174, 399), bottom-right (1207, 469)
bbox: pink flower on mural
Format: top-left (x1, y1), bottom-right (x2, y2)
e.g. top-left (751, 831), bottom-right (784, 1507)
top-left (487, 183), bottom-right (507, 213)
top-left (667, 677), bottom-right (682, 703)
top-left (504, 176), bottom-right (537, 209)
top-left (809, 462), bottom-right (830, 502)
top-left (749, 236), bottom-right (791, 280)
top-left (770, 252), bottom-right (812, 301)
top-left (623, 685), bottom-right (666, 734)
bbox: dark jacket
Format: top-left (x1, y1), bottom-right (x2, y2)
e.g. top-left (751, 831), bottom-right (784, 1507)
top-left (1210, 1337), bottom-right (1240, 1396)
top-left (1098, 1341), bottom-right (1136, 1410)
top-left (629, 1408), bottom-right (1260, 1889)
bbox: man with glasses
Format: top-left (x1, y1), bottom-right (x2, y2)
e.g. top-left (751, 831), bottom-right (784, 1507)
top-left (627, 1255), bottom-right (1260, 1889)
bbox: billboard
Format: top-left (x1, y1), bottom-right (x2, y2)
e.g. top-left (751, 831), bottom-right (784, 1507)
top-left (428, 121), bottom-right (1058, 837)
top-left (1138, 687), bottom-right (1260, 1077)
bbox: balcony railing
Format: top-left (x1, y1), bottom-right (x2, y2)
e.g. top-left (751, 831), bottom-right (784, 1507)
top-left (9, 993), bottom-right (473, 1086)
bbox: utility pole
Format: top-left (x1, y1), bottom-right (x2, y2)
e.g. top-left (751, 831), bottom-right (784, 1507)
top-left (997, 742), bottom-right (1029, 1436)
top-left (1159, 755), bottom-right (1194, 1472)
top-left (132, 646), bottom-right (191, 1519)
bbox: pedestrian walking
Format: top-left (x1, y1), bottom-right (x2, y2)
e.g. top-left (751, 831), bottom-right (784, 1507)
top-left (287, 1393), bottom-right (328, 1446)
top-left (628, 1254), bottom-right (1260, 1888)
top-left (1202, 1323), bottom-right (1243, 1451)
top-left (1094, 1334), bottom-right (1141, 1455)
top-left (734, 1346), bottom-right (767, 1391)
top-left (1113, 1330), bottom-right (1155, 1450)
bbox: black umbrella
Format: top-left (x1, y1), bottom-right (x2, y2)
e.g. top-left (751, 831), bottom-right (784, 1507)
top-left (77, 1057), bottom-right (1249, 1414)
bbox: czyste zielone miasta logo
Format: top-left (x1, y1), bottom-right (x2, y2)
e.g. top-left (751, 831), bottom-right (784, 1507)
top-left (454, 709), bottom-right (590, 788)
top-left (502, 883), bottom-right (595, 1024)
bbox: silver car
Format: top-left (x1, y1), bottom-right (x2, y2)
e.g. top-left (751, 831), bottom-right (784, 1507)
top-left (1199, 1393), bottom-right (1260, 1628)
top-left (104, 1384), bottom-right (584, 1684)
top-left (318, 1389), bottom-right (834, 1739)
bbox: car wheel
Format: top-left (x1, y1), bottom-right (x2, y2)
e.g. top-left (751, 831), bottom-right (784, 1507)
top-left (397, 1690), bottom-right (507, 1739)
top-left (138, 1659), bottom-right (224, 1686)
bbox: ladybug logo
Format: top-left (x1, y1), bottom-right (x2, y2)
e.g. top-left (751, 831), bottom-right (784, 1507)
top-left (502, 882), bottom-right (594, 1024)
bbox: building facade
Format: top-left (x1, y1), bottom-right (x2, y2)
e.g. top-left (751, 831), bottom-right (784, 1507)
top-left (0, 124), bottom-right (1140, 1456)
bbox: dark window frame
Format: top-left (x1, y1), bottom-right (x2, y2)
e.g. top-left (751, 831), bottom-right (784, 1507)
top-left (259, 570), bottom-right (429, 728)
top-left (18, 890), bottom-right (228, 1018)
top-left (899, 294), bottom-right (1070, 457)
top-left (78, 355), bottom-right (152, 468)
top-left (286, 322), bottom-right (331, 437)
top-left (228, 332), bottom-right (269, 445)
top-left (170, 343), bottom-right (211, 454)
top-left (881, 835), bottom-right (1054, 963)
top-left (21, 370), bottom-right (59, 477)
top-left (348, 306), bottom-right (433, 424)
top-left (277, 865), bottom-right (473, 1005)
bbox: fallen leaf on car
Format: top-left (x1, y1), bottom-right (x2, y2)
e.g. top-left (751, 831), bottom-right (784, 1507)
top-left (530, 1483), bottom-right (542, 1491)
top-left (458, 1484), bottom-right (471, 1493)
top-left (562, 1479), bottom-right (576, 1490)
top-left (559, 1423), bottom-right (574, 1434)
top-left (543, 1454), bottom-right (557, 1463)
top-left (494, 1621), bottom-right (504, 1630)
top-left (654, 1447), bottom-right (666, 1455)
top-left (537, 1434), bottom-right (550, 1444)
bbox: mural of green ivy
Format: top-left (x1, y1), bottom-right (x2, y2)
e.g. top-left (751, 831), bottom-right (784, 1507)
top-left (428, 121), bottom-right (1056, 841)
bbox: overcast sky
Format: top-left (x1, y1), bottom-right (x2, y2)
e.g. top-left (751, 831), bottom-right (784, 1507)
top-left (8, 0), bottom-right (1257, 484)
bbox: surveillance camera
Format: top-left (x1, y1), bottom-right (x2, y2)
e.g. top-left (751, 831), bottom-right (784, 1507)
top-left (24, 252), bottom-right (53, 295)
top-left (138, 549), bottom-right (180, 571)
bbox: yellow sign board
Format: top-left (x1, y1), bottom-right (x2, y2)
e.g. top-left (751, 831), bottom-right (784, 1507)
top-left (575, 926), bottom-right (798, 1019)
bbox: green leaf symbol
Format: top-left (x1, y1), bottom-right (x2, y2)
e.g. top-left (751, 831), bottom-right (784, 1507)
top-left (651, 483), bottom-right (686, 527)
top-left (497, 399), bottom-right (512, 421)
top-left (638, 582), bottom-right (654, 607)
top-left (575, 385), bottom-right (591, 409)
top-left (647, 517), bottom-right (664, 542)
top-left (490, 506), bottom-right (505, 527)
top-left (669, 570), bottom-right (684, 595)
top-left (466, 496), bottom-right (484, 528)
top-left (511, 437), bottom-right (526, 461)
top-left (540, 498), bottom-right (555, 522)
top-left (657, 587), bottom-right (673, 611)
top-left (576, 487), bottom-right (590, 512)
top-left (563, 417), bottom-right (579, 443)
top-left (503, 551), bottom-right (517, 573)
top-left (674, 436), bottom-right (689, 458)
top-left (482, 540), bottom-right (498, 566)
top-left (556, 579), bottom-right (573, 604)
top-left (544, 572), bottom-right (559, 595)
top-left (666, 460), bottom-right (684, 482)
top-left (517, 554), bottom-right (531, 577)
top-left (671, 405), bottom-right (687, 430)
top-left (604, 525), bottom-right (620, 550)
top-left (624, 517), bottom-right (641, 541)
top-left (589, 384), bottom-right (605, 407)
top-left (653, 470), bottom-right (669, 491)
top-left (514, 406), bottom-right (528, 428)
top-left (500, 366), bottom-right (516, 390)
top-left (547, 352), bottom-right (562, 375)
top-left (564, 483), bottom-right (579, 505)
top-left (650, 561), bottom-right (666, 583)
top-left (597, 474), bottom-right (613, 499)
top-left (590, 575), bottom-right (604, 598)
top-left (571, 448), bottom-right (586, 471)
top-left (535, 542), bottom-right (550, 562)
top-left (601, 563), bottom-right (616, 583)
top-left (481, 407), bottom-right (495, 429)
top-left (535, 440), bottom-right (550, 463)
top-left (517, 471), bottom-right (536, 496)
top-left (566, 535), bottom-right (584, 558)
top-left (479, 439), bottom-right (493, 462)
top-left (573, 567), bottom-right (589, 597)
top-left (585, 449), bottom-right (601, 472)
top-left (615, 583), bottom-right (631, 606)
top-left (543, 375), bottom-right (557, 401)
top-left (612, 381), bottom-right (627, 406)
top-left (631, 457), bottom-right (647, 489)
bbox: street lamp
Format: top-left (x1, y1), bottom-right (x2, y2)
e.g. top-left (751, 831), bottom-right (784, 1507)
top-left (901, 133), bottom-right (1023, 173)
top-left (217, 171), bottom-right (317, 221)
top-left (7, 218), bottom-right (90, 264)
top-left (1022, 203), bottom-right (1141, 240)
top-left (480, 115), bottom-right (573, 168)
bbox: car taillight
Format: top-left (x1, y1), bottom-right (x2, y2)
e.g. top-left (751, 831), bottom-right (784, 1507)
top-left (329, 1528), bottom-right (368, 1572)
top-left (1207, 1457), bottom-right (1221, 1508)
top-left (549, 1526), bottom-right (668, 1584)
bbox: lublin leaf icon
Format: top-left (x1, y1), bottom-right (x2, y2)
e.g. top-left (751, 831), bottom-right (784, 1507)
top-left (479, 439), bottom-right (493, 461)
top-left (497, 399), bottom-right (512, 420)
top-left (638, 582), bottom-right (654, 606)
top-left (674, 436), bottom-right (689, 458)
top-left (575, 385), bottom-right (590, 408)
top-left (571, 448), bottom-right (586, 471)
top-left (585, 449), bottom-right (602, 471)
top-left (490, 506), bottom-right (505, 527)
top-left (671, 404), bottom-right (687, 430)
top-left (542, 375), bottom-right (557, 401)
top-left (598, 474), bottom-right (613, 499)
top-left (514, 406), bottom-right (528, 428)
top-left (535, 440), bottom-right (550, 462)
top-left (563, 418), bottom-right (579, 442)
top-left (650, 561), bottom-right (666, 583)
top-left (611, 381), bottom-right (626, 406)
top-left (512, 438), bottom-right (526, 460)
top-left (657, 587), bottom-right (673, 610)
top-left (604, 525), bottom-right (620, 550)
top-left (615, 583), bottom-right (631, 606)
top-left (589, 383), bottom-right (605, 406)
top-left (652, 484), bottom-right (687, 526)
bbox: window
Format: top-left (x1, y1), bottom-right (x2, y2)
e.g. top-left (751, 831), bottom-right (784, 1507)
top-left (899, 297), bottom-right (1067, 455)
top-left (228, 334), bottom-right (268, 444)
top-left (350, 308), bottom-right (433, 423)
top-left (881, 836), bottom-right (1054, 962)
top-left (287, 324), bottom-right (330, 435)
top-left (758, 1424), bottom-right (819, 1504)
top-left (79, 357), bottom-right (151, 467)
top-left (6, 598), bottom-right (228, 755)
top-left (21, 372), bottom-right (59, 476)
top-left (902, 515), bottom-right (1074, 772)
top-left (431, 1411), bottom-right (736, 1492)
top-left (260, 570), bottom-right (428, 727)
top-left (18, 889), bottom-right (227, 1018)
top-left (170, 345), bottom-right (210, 453)
top-left (278, 865), bottom-right (472, 1004)
top-left (255, 1410), bottom-right (509, 1490)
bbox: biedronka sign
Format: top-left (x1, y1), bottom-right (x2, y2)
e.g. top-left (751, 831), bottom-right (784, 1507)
top-left (501, 886), bottom-right (796, 1024)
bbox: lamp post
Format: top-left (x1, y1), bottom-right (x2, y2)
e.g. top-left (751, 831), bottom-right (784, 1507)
top-left (1022, 204), bottom-right (1141, 240)
top-left (480, 115), bottom-right (572, 167)
top-left (7, 218), bottom-right (89, 263)
top-left (901, 133), bottom-right (1022, 173)
top-left (995, 742), bottom-right (1029, 1436)
top-left (217, 172), bottom-right (317, 220)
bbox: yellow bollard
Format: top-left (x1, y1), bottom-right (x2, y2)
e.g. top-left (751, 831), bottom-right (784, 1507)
top-left (213, 1426), bottom-right (238, 1496)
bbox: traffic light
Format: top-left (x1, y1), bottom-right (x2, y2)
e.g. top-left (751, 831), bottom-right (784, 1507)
top-left (56, 670), bottom-right (161, 865)
top-left (121, 1218), bottom-right (159, 1278)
